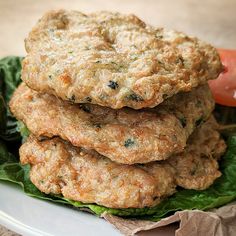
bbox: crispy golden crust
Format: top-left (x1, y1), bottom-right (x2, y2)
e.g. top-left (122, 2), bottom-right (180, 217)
top-left (22, 10), bottom-right (223, 109)
top-left (10, 83), bottom-right (214, 164)
top-left (20, 117), bottom-right (225, 208)
top-left (167, 116), bottom-right (226, 190)
top-left (20, 136), bottom-right (176, 208)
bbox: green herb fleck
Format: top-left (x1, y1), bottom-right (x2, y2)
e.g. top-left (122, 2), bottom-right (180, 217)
top-left (179, 117), bottom-right (187, 128)
top-left (79, 104), bottom-right (91, 113)
top-left (117, 65), bottom-right (125, 72)
top-left (137, 163), bottom-right (146, 167)
top-left (85, 97), bottom-right (92, 103)
top-left (195, 117), bottom-right (203, 126)
top-left (155, 35), bottom-right (163, 39)
top-left (176, 57), bottom-right (184, 65)
top-left (127, 93), bottom-right (143, 102)
top-left (69, 95), bottom-right (76, 103)
top-left (124, 138), bottom-right (135, 148)
top-left (99, 94), bottom-right (108, 101)
top-left (93, 123), bottom-right (101, 128)
top-left (108, 80), bottom-right (119, 90)
top-left (110, 61), bottom-right (125, 72)
top-left (111, 61), bottom-right (118, 65)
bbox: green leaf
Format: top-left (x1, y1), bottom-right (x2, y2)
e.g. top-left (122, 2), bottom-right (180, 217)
top-left (0, 56), bottom-right (23, 141)
top-left (0, 96), bottom-right (7, 133)
top-left (0, 140), bottom-right (17, 164)
top-left (0, 56), bottom-right (23, 103)
top-left (16, 121), bottom-right (30, 143)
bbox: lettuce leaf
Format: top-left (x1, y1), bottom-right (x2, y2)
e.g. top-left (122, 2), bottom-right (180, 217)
top-left (0, 56), bottom-right (23, 141)
top-left (0, 56), bottom-right (236, 221)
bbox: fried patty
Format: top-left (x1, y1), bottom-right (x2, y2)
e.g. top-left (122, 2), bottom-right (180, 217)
top-left (10, 83), bottom-right (214, 164)
top-left (167, 116), bottom-right (226, 190)
top-left (22, 10), bottom-right (222, 109)
top-left (20, 117), bottom-right (225, 208)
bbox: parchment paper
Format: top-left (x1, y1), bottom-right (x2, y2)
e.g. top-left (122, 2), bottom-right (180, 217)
top-left (102, 202), bottom-right (236, 236)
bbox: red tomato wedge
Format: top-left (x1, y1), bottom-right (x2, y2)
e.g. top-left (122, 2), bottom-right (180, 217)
top-left (208, 49), bottom-right (236, 107)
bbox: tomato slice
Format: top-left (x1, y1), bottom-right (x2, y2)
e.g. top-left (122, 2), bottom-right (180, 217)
top-left (208, 49), bottom-right (236, 107)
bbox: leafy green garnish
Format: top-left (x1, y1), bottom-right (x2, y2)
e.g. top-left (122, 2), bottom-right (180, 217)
top-left (0, 56), bottom-right (23, 141)
top-left (16, 121), bottom-right (30, 143)
top-left (0, 141), bottom-right (17, 164)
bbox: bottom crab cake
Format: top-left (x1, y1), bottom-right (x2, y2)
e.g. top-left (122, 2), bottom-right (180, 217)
top-left (20, 136), bottom-right (176, 209)
top-left (20, 117), bottom-right (226, 209)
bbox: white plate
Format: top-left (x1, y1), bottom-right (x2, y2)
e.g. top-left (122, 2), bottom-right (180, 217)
top-left (0, 181), bottom-right (176, 236)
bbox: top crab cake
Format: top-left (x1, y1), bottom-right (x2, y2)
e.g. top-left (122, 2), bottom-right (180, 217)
top-left (22, 10), bottom-right (223, 109)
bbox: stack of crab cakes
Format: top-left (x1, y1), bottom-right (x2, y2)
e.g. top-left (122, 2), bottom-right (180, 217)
top-left (10, 10), bottom-right (226, 209)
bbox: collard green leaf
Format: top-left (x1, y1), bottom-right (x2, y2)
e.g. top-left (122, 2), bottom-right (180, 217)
top-left (0, 56), bottom-right (22, 103)
top-left (0, 140), bottom-right (17, 164)
top-left (0, 96), bottom-right (7, 133)
top-left (0, 56), bottom-right (23, 141)
top-left (17, 121), bottom-right (30, 143)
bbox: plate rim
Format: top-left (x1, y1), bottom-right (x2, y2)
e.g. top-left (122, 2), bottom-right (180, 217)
top-left (0, 210), bottom-right (53, 236)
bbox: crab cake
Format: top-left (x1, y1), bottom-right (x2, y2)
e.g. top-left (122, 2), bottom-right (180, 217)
top-left (167, 116), bottom-right (226, 190)
top-left (10, 83), bottom-right (214, 164)
top-left (20, 136), bottom-right (176, 209)
top-left (19, 117), bottom-right (225, 208)
top-left (22, 10), bottom-right (223, 109)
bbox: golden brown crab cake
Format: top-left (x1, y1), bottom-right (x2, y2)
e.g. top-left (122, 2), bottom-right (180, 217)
top-left (167, 116), bottom-right (226, 190)
top-left (22, 10), bottom-right (222, 109)
top-left (19, 117), bottom-right (225, 208)
top-left (10, 83), bottom-right (214, 164)
top-left (20, 136), bottom-right (176, 209)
